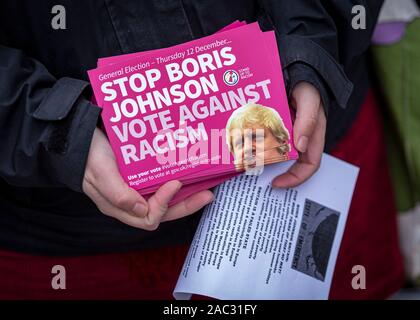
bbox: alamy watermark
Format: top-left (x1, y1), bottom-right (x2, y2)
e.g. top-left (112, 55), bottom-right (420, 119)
top-left (51, 265), bottom-right (66, 290)
top-left (51, 5), bottom-right (66, 30)
top-left (351, 265), bottom-right (366, 290)
top-left (352, 5), bottom-right (366, 30)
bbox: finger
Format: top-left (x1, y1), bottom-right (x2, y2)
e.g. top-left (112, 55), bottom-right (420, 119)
top-left (84, 180), bottom-right (148, 228)
top-left (143, 180), bottom-right (183, 228)
top-left (87, 178), bottom-right (184, 230)
top-left (162, 190), bottom-right (214, 222)
top-left (93, 158), bottom-right (149, 218)
top-left (272, 110), bottom-right (326, 188)
top-left (292, 83), bottom-right (321, 153)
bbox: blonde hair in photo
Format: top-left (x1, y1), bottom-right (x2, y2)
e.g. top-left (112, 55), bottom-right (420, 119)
top-left (226, 103), bottom-right (291, 154)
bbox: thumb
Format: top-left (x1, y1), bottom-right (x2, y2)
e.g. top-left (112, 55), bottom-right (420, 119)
top-left (96, 160), bottom-right (149, 218)
top-left (291, 82), bottom-right (321, 153)
top-left (146, 180), bottom-right (183, 224)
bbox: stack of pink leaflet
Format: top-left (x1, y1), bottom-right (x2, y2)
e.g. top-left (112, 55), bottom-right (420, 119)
top-left (88, 21), bottom-right (298, 205)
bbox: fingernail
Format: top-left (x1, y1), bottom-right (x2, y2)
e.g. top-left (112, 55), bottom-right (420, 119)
top-left (172, 180), bottom-right (182, 192)
top-left (271, 178), bottom-right (283, 189)
top-left (207, 193), bottom-right (215, 203)
top-left (132, 202), bottom-right (147, 217)
top-left (297, 136), bottom-right (308, 153)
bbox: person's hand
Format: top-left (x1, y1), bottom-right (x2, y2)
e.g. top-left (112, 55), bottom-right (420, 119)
top-left (272, 82), bottom-right (326, 188)
top-left (82, 128), bottom-right (214, 230)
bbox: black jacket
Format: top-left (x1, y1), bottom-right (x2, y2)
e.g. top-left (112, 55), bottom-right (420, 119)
top-left (0, 0), bottom-right (382, 255)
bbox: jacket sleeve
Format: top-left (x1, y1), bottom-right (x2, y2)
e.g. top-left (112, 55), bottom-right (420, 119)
top-left (0, 45), bottom-right (101, 192)
top-left (258, 0), bottom-right (384, 113)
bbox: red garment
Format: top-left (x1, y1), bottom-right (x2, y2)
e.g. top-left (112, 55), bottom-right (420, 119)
top-left (329, 91), bottom-right (404, 299)
top-left (0, 245), bottom-right (189, 300)
top-left (0, 91), bottom-right (404, 300)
